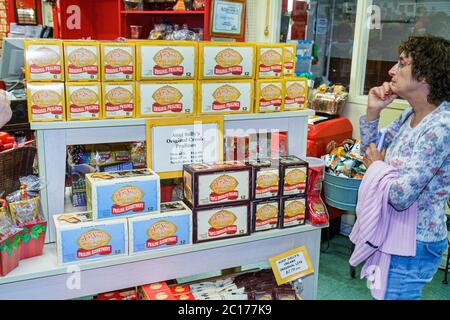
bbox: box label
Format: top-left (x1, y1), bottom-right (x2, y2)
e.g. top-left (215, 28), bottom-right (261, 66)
top-left (104, 83), bottom-right (135, 118)
top-left (258, 47), bottom-right (283, 78)
top-left (28, 83), bottom-right (65, 121)
top-left (26, 44), bottom-right (63, 81)
top-left (254, 201), bottom-right (279, 231)
top-left (284, 80), bottom-right (307, 110)
top-left (103, 46), bottom-right (134, 80)
top-left (67, 84), bottom-right (101, 119)
top-left (139, 82), bottom-right (195, 116)
top-left (202, 46), bottom-right (254, 78)
top-left (131, 214), bottom-right (191, 253)
top-left (258, 82), bottom-right (283, 112)
top-left (200, 82), bottom-right (252, 113)
top-left (66, 45), bottom-right (100, 81)
top-left (196, 205), bottom-right (248, 241)
top-left (198, 171), bottom-right (250, 206)
top-left (139, 45), bottom-right (195, 79)
top-left (94, 180), bottom-right (159, 219)
top-left (60, 223), bottom-right (126, 263)
top-left (283, 198), bottom-right (306, 227)
top-left (283, 167), bottom-right (307, 195)
top-left (255, 169), bottom-right (279, 198)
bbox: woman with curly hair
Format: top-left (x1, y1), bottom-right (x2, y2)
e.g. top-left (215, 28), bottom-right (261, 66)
top-left (357, 35), bottom-right (449, 299)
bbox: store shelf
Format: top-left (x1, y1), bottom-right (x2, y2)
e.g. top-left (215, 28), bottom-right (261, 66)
top-left (0, 224), bottom-right (324, 299)
top-left (30, 110), bottom-right (315, 130)
top-left (121, 10), bottom-right (205, 15)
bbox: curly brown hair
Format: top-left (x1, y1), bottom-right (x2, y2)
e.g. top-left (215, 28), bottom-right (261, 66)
top-left (398, 35), bottom-right (450, 105)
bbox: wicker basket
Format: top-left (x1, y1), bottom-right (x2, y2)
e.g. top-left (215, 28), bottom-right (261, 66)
top-left (0, 142), bottom-right (37, 197)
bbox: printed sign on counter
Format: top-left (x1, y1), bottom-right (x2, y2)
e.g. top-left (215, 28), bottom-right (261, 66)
top-left (146, 116), bottom-right (224, 179)
top-left (269, 246), bottom-right (314, 285)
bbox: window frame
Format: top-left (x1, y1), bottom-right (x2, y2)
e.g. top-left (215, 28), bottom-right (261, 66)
top-left (348, 0), bottom-right (409, 111)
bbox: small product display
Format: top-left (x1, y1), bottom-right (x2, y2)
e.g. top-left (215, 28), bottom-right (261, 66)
top-left (0, 132), bottom-right (15, 152)
top-left (137, 81), bottom-right (196, 116)
top-left (139, 281), bottom-right (176, 300)
top-left (310, 84), bottom-right (349, 116)
top-left (255, 79), bottom-right (284, 113)
top-left (128, 201), bottom-right (192, 254)
top-left (95, 287), bottom-right (137, 300)
top-left (0, 201), bottom-right (22, 276)
top-left (148, 23), bottom-right (202, 41)
top-left (100, 42), bottom-right (135, 81)
top-left (85, 169), bottom-right (160, 220)
top-left (26, 82), bottom-right (66, 122)
top-left (136, 41), bottom-right (197, 80)
top-left (256, 44), bottom-right (284, 78)
top-left (247, 159), bottom-right (279, 199)
top-left (53, 212), bottom-right (128, 264)
top-left (198, 80), bottom-right (253, 114)
top-left (24, 39), bottom-right (64, 82)
top-left (198, 42), bottom-right (256, 79)
top-left (283, 77), bottom-right (308, 110)
top-left (102, 82), bottom-right (136, 119)
top-left (251, 198), bottom-right (280, 232)
top-left (66, 82), bottom-right (102, 120)
top-left (279, 155), bottom-right (309, 196)
top-left (183, 161), bottom-right (251, 208)
top-left (280, 196), bottom-right (307, 228)
top-left (283, 43), bottom-right (297, 77)
top-left (64, 40), bottom-right (101, 81)
top-left (324, 139), bottom-right (365, 179)
top-left (192, 202), bottom-right (250, 243)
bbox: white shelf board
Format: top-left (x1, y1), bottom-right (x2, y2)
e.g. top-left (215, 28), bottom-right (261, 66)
top-left (30, 110), bottom-right (315, 130)
top-left (0, 223), bottom-right (322, 286)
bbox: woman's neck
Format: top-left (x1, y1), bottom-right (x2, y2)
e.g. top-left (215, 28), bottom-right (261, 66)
top-left (408, 95), bottom-right (438, 128)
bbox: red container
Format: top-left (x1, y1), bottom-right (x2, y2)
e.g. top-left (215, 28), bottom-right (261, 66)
top-left (307, 118), bottom-right (353, 158)
top-left (0, 232), bottom-right (22, 277)
top-left (161, 184), bottom-right (175, 203)
top-left (19, 221), bottom-right (47, 260)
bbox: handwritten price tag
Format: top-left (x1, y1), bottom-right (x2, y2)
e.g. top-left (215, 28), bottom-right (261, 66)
top-left (269, 246), bottom-right (314, 285)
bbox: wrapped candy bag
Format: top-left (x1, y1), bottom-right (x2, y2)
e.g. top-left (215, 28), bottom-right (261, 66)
top-left (325, 139), bottom-right (366, 179)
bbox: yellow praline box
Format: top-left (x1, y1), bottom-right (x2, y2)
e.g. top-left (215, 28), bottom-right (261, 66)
top-left (198, 80), bottom-right (254, 115)
top-left (283, 77), bottom-right (308, 110)
top-left (256, 43), bottom-right (284, 79)
top-left (198, 42), bottom-right (256, 80)
top-left (136, 41), bottom-right (198, 80)
top-left (100, 42), bottom-right (136, 81)
top-left (26, 82), bottom-right (66, 122)
top-left (24, 39), bottom-right (64, 82)
top-left (283, 44), bottom-right (297, 77)
top-left (137, 80), bottom-right (196, 117)
top-left (66, 82), bottom-right (102, 120)
top-left (255, 79), bottom-right (284, 113)
top-left (64, 40), bottom-right (101, 81)
top-left (102, 82), bottom-right (136, 119)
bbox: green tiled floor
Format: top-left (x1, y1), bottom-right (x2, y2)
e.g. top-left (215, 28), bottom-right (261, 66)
top-left (318, 235), bottom-right (450, 300)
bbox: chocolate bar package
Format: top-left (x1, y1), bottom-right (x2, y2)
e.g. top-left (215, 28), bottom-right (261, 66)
top-left (279, 156), bottom-right (308, 197)
top-left (280, 196), bottom-right (307, 228)
top-left (246, 159), bottom-right (280, 199)
top-left (251, 198), bottom-right (280, 233)
top-left (183, 161), bottom-right (252, 209)
top-left (192, 201), bottom-right (250, 243)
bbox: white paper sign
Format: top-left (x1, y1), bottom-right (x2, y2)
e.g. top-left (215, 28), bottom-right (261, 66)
top-left (151, 123), bottom-right (220, 173)
top-left (276, 251), bottom-right (309, 279)
top-left (213, 0), bottom-right (243, 35)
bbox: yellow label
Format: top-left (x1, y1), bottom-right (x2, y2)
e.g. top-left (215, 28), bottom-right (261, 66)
top-left (102, 82), bottom-right (135, 119)
top-left (146, 221), bottom-right (177, 240)
top-left (112, 186), bottom-right (144, 206)
top-left (285, 200), bottom-right (305, 217)
top-left (256, 204), bottom-right (278, 220)
top-left (285, 169), bottom-right (306, 185)
top-left (284, 77), bottom-right (308, 110)
top-left (269, 246), bottom-right (314, 286)
top-left (101, 42), bottom-right (135, 81)
top-left (283, 44), bottom-right (296, 76)
top-left (209, 175), bottom-right (239, 194)
top-left (257, 44), bottom-right (285, 79)
top-left (64, 41), bottom-right (100, 81)
top-left (256, 173), bottom-right (279, 188)
top-left (24, 39), bottom-right (64, 82)
top-left (66, 82), bottom-right (102, 120)
top-left (208, 210), bottom-right (237, 229)
top-left (255, 79), bottom-right (284, 113)
top-left (77, 229), bottom-right (111, 250)
top-left (26, 82), bottom-right (66, 122)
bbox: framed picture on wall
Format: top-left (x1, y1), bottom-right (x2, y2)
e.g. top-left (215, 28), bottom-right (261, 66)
top-left (14, 0), bottom-right (38, 25)
top-left (210, 0), bottom-right (246, 39)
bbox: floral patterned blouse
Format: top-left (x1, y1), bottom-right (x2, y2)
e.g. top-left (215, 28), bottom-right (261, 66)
top-left (360, 101), bottom-right (449, 242)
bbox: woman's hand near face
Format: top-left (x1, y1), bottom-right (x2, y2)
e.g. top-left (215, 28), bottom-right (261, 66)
top-left (366, 82), bottom-right (398, 121)
top-left (363, 143), bottom-right (386, 169)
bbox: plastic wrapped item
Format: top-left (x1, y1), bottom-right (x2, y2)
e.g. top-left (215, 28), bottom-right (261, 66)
top-left (304, 157), bottom-right (329, 227)
top-left (310, 83), bottom-right (349, 116)
top-left (8, 197), bottom-right (45, 227)
top-left (0, 200), bottom-right (22, 243)
top-left (324, 139), bottom-right (366, 179)
top-left (130, 141), bottom-right (146, 169)
top-left (193, 0), bottom-right (205, 10)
